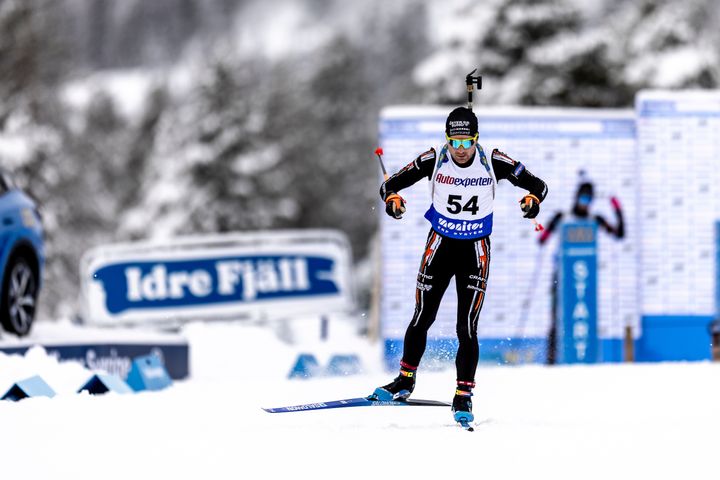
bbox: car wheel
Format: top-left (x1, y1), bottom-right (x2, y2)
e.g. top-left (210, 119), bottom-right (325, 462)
top-left (1, 256), bottom-right (38, 336)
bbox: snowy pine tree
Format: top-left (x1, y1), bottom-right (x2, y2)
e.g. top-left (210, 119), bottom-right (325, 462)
top-left (476, 0), bottom-right (584, 105)
top-left (614, 0), bottom-right (719, 90)
top-left (125, 58), bottom-right (295, 238)
top-left (262, 36), bottom-right (378, 259)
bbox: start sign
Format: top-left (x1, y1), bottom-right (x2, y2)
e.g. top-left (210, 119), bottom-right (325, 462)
top-left (79, 230), bottom-right (354, 326)
top-left (557, 221), bottom-right (599, 363)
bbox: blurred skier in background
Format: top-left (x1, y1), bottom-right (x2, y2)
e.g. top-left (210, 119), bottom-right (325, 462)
top-left (538, 172), bottom-right (624, 364)
top-left (369, 107), bottom-right (548, 426)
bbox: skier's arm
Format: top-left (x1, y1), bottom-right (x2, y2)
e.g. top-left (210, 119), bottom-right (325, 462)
top-left (379, 149), bottom-right (436, 219)
top-left (490, 149), bottom-right (548, 200)
top-left (491, 149), bottom-right (548, 218)
top-left (594, 197), bottom-right (624, 238)
top-left (379, 148), bottom-right (436, 200)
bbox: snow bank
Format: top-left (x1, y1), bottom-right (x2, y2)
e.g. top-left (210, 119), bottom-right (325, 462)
top-left (0, 346), bottom-right (92, 396)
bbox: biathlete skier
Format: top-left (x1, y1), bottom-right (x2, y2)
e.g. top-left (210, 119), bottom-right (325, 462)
top-left (369, 106), bottom-right (549, 425)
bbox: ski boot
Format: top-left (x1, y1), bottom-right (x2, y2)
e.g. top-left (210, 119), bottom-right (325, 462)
top-left (368, 363), bottom-right (416, 401)
top-left (452, 381), bottom-right (475, 430)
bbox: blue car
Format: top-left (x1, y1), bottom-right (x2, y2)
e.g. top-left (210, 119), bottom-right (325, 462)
top-left (0, 168), bottom-right (44, 336)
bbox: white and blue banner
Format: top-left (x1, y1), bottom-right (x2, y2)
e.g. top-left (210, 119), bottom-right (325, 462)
top-left (636, 91), bottom-right (720, 317)
top-left (557, 221), bottom-right (598, 363)
top-left (633, 91), bottom-right (720, 361)
top-left (80, 230), bottom-right (355, 326)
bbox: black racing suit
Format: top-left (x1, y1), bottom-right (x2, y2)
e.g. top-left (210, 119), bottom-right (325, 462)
top-left (381, 146), bottom-right (548, 383)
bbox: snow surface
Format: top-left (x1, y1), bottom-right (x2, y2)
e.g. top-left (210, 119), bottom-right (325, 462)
top-left (1, 320), bottom-right (718, 479)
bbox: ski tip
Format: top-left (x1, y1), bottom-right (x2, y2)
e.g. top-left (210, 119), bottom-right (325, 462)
top-left (375, 147), bottom-right (384, 156)
top-left (262, 406), bottom-right (287, 413)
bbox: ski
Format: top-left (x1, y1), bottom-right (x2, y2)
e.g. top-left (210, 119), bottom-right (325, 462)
top-left (263, 396), bottom-right (450, 413)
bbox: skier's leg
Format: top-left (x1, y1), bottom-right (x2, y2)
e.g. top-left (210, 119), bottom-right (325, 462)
top-left (455, 236), bottom-right (490, 383)
top-left (401, 230), bottom-right (453, 367)
top-left (371, 230), bottom-right (452, 400)
top-left (450, 236), bottom-right (490, 420)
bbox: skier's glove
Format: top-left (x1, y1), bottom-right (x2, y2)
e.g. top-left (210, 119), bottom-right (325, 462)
top-left (519, 194), bottom-right (540, 219)
top-left (385, 193), bottom-right (406, 219)
top-left (610, 196), bottom-right (622, 212)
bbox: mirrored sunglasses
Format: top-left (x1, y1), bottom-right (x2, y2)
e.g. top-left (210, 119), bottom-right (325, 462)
top-left (446, 135), bottom-right (478, 149)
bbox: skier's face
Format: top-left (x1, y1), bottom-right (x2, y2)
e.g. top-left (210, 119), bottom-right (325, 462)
top-left (448, 135), bottom-right (475, 164)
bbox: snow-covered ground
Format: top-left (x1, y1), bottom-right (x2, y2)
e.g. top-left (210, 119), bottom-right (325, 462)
top-left (1, 320), bottom-right (718, 479)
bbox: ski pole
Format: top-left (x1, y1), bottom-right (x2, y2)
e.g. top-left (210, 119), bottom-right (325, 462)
top-left (513, 246), bottom-right (546, 340)
top-left (374, 147), bottom-right (407, 216)
top-left (374, 147), bottom-right (389, 181)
